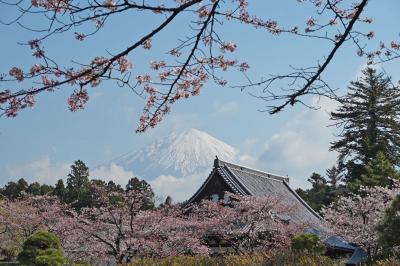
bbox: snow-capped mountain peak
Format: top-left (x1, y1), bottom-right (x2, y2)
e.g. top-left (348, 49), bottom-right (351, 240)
top-left (115, 128), bottom-right (238, 178)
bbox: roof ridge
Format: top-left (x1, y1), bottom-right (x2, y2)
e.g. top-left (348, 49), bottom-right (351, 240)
top-left (217, 158), bottom-right (289, 183)
top-left (220, 165), bottom-right (252, 196)
top-left (186, 167), bottom-right (217, 204)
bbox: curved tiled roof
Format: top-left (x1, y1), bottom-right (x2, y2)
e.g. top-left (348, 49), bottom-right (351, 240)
top-left (188, 157), bottom-right (329, 233)
top-left (187, 157), bottom-right (367, 264)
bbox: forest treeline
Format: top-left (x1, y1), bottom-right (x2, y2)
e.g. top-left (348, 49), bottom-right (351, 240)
top-left (0, 160), bottom-right (158, 210)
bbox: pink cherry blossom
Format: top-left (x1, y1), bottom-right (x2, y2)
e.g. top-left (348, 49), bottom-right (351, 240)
top-left (322, 181), bottom-right (400, 256)
top-left (9, 67), bottom-right (24, 81)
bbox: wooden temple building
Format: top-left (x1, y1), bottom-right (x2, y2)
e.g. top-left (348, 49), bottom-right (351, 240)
top-left (187, 157), bottom-right (367, 265)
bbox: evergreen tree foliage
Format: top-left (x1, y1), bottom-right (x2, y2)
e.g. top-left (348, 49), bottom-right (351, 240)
top-left (126, 177), bottom-right (151, 192)
top-left (0, 178), bottom-right (29, 199)
top-left (164, 195), bottom-right (172, 206)
top-left (0, 181), bottom-right (20, 199)
top-left (378, 195), bottom-right (400, 252)
top-left (64, 160), bottom-right (91, 210)
top-left (296, 173), bottom-right (329, 212)
top-left (330, 68), bottom-right (400, 188)
top-left (17, 231), bottom-right (66, 266)
top-left (27, 182), bottom-right (42, 196)
top-left (159, 196), bottom-right (173, 208)
top-left (326, 165), bottom-right (342, 189)
top-left (52, 179), bottom-right (66, 201)
top-left (1, 179), bottom-right (54, 199)
top-left (0, 161), bottom-right (156, 212)
top-left (67, 160), bottom-right (90, 188)
top-left (354, 152), bottom-right (400, 190)
top-left (60, 162), bottom-right (153, 210)
top-left (296, 167), bottom-right (345, 212)
top-left (40, 184), bottom-right (54, 195)
top-left (126, 177), bottom-right (155, 210)
top-left (17, 178), bottom-right (29, 192)
top-left (325, 165), bottom-right (346, 200)
top-left (107, 180), bottom-right (123, 193)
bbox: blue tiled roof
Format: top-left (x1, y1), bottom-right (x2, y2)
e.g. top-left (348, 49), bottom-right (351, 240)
top-left (346, 248), bottom-right (368, 265)
top-left (325, 235), bottom-right (356, 251)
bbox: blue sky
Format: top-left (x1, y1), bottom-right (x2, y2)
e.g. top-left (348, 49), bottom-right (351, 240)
top-left (1, 1), bottom-right (399, 191)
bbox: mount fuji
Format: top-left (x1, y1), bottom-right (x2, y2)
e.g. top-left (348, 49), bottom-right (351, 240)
top-left (110, 128), bottom-right (254, 201)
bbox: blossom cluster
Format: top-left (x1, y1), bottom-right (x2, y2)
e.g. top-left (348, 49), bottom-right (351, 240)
top-left (322, 180), bottom-right (400, 255)
top-left (31, 0), bottom-right (69, 12)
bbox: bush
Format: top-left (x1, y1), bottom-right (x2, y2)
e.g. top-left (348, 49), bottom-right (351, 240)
top-left (291, 233), bottom-right (326, 254)
top-left (17, 231), bottom-right (66, 266)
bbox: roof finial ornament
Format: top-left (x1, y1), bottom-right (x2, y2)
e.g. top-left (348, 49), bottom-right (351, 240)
top-left (214, 155), bottom-right (220, 167)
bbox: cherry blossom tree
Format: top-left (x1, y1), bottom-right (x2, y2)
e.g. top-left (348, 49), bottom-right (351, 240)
top-left (190, 193), bottom-right (302, 255)
top-left (1, 188), bottom-right (306, 263)
top-left (0, 195), bottom-right (66, 260)
top-left (60, 192), bottom-right (302, 262)
top-left (55, 185), bottom-right (212, 263)
top-left (321, 180), bottom-right (400, 256)
top-left (0, 0), bottom-right (397, 132)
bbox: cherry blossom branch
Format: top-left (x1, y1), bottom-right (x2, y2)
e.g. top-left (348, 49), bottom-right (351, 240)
top-left (2, 0), bottom-right (397, 132)
top-left (139, 0), bottom-right (220, 132)
top-left (236, 0), bottom-right (368, 114)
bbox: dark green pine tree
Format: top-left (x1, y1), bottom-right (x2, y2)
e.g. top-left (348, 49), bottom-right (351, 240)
top-left (27, 182), bottom-right (42, 196)
top-left (0, 178), bottom-right (29, 199)
top-left (356, 151), bottom-right (400, 189)
top-left (296, 173), bottom-right (329, 212)
top-left (40, 184), bottom-right (54, 195)
top-left (125, 177), bottom-right (155, 210)
top-left (325, 165), bottom-right (345, 201)
top-left (53, 179), bottom-right (66, 200)
top-left (330, 68), bottom-right (400, 189)
top-left (377, 195), bottom-right (400, 251)
top-left (64, 160), bottom-right (91, 210)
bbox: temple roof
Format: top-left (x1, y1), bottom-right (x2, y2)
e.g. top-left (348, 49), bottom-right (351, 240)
top-left (187, 157), bottom-right (367, 264)
top-left (188, 157), bottom-right (328, 233)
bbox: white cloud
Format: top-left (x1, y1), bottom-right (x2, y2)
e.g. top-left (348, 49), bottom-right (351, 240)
top-left (258, 97), bottom-right (338, 189)
top-left (91, 163), bottom-right (136, 185)
top-left (6, 157), bottom-right (137, 187)
top-left (7, 157), bottom-right (70, 185)
top-left (150, 171), bottom-right (208, 203)
top-left (240, 138), bottom-right (258, 154)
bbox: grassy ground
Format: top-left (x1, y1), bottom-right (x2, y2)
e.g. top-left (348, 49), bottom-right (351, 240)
top-left (128, 253), bottom-right (342, 266)
top-left (127, 254), bottom-right (400, 266)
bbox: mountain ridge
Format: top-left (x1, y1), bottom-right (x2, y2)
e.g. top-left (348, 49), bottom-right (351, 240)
top-left (114, 128), bottom-right (239, 179)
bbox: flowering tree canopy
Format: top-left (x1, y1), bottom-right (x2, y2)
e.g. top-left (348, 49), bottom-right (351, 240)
top-left (0, 195), bottom-right (67, 259)
top-left (0, 190), bottom-right (303, 263)
top-left (191, 193), bottom-right (302, 254)
top-left (0, 0), bottom-right (398, 132)
top-left (54, 183), bottom-right (212, 263)
top-left (321, 180), bottom-right (400, 256)
top-left (58, 190), bottom-right (302, 262)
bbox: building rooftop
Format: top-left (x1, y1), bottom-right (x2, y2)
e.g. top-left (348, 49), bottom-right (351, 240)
top-left (188, 157), bottom-right (328, 232)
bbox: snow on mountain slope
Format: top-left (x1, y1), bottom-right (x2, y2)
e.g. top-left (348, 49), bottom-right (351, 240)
top-left (115, 128), bottom-right (238, 179)
top-left (104, 128), bottom-right (258, 202)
